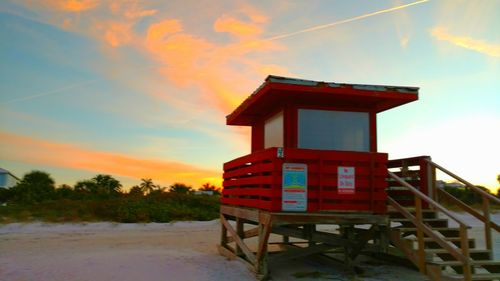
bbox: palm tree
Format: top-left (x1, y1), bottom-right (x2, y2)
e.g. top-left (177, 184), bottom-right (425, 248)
top-left (139, 178), bottom-right (156, 195)
top-left (93, 174), bottom-right (122, 195)
top-left (169, 183), bottom-right (192, 194)
top-left (200, 182), bottom-right (221, 195)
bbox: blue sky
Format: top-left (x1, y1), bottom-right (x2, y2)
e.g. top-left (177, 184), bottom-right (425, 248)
top-left (0, 0), bottom-right (499, 191)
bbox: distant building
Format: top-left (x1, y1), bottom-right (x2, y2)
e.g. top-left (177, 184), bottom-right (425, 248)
top-left (0, 168), bottom-right (20, 189)
top-left (436, 180), bottom-right (466, 189)
top-left (445, 182), bottom-right (465, 189)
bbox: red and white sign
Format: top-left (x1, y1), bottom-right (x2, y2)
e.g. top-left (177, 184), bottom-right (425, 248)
top-left (338, 167), bottom-right (355, 194)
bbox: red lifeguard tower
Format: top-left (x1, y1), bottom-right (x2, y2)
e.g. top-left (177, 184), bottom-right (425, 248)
top-left (218, 76), bottom-right (500, 281)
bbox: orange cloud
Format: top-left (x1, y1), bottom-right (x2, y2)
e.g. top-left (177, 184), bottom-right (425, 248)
top-left (214, 15), bottom-right (263, 38)
top-left (93, 21), bottom-right (134, 47)
top-left (431, 27), bottom-right (500, 58)
top-left (39, 0), bottom-right (100, 12)
top-left (144, 6), bottom-right (287, 114)
top-left (0, 132), bottom-right (221, 187)
top-left (108, 0), bottom-right (158, 19)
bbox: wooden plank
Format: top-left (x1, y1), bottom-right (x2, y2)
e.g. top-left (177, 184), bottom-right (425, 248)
top-left (223, 163), bottom-right (274, 179)
top-left (415, 197), bottom-right (426, 273)
top-left (221, 198), bottom-right (261, 209)
top-left (271, 213), bottom-right (388, 225)
top-left (220, 205), bottom-right (260, 222)
top-left (223, 175), bottom-right (277, 187)
top-left (256, 214), bottom-right (272, 263)
top-left (222, 188), bottom-right (274, 197)
top-left (220, 214), bottom-right (257, 265)
top-left (227, 227), bottom-right (260, 243)
top-left (272, 226), bottom-right (353, 248)
top-left (255, 213), bottom-right (272, 277)
top-left (223, 149), bottom-right (275, 171)
top-left (388, 198), bottom-right (468, 264)
top-left (217, 244), bottom-right (237, 260)
top-left (236, 218), bottom-right (244, 256)
top-left (269, 243), bottom-right (336, 263)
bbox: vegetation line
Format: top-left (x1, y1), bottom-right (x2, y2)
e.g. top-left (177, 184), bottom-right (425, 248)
top-left (0, 171), bottom-right (221, 223)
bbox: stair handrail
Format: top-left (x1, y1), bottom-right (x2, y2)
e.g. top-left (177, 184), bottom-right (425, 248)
top-left (425, 159), bottom-right (500, 204)
top-left (389, 171), bottom-right (470, 226)
top-left (388, 172), bottom-right (472, 280)
top-left (424, 159), bottom-right (499, 251)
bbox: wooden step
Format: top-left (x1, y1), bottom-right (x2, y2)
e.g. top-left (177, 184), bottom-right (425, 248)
top-left (388, 209), bottom-right (438, 219)
top-left (430, 260), bottom-right (500, 275)
top-left (427, 249), bottom-right (493, 261)
top-left (441, 273), bottom-right (500, 281)
top-left (395, 227), bottom-right (461, 237)
top-left (391, 218), bottom-right (449, 228)
top-left (429, 260), bottom-right (500, 267)
top-left (425, 249), bottom-right (491, 255)
top-left (406, 236), bottom-right (476, 249)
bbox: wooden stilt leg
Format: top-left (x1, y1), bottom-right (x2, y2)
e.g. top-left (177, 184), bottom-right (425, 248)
top-left (220, 214), bottom-right (228, 248)
top-left (236, 218), bottom-right (244, 256)
top-left (256, 213), bottom-right (272, 279)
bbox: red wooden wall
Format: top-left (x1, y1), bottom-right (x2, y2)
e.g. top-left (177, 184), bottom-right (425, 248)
top-left (222, 148), bottom-right (388, 214)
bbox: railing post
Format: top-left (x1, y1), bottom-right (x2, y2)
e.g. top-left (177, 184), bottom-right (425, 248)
top-left (429, 159), bottom-right (437, 203)
top-left (460, 224), bottom-right (472, 281)
top-left (415, 196), bottom-right (426, 273)
top-left (483, 194), bottom-right (492, 251)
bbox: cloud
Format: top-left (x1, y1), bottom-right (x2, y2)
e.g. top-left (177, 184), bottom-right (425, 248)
top-left (94, 20), bottom-right (134, 47)
top-left (108, 0), bottom-right (157, 19)
top-left (213, 14), bottom-right (264, 39)
top-left (431, 27), bottom-right (500, 58)
top-left (144, 8), bottom-right (287, 114)
top-left (0, 132), bottom-right (221, 187)
top-left (46, 0), bottom-right (100, 12)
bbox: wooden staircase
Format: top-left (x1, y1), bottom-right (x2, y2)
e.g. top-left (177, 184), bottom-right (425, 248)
top-left (386, 157), bottom-right (500, 281)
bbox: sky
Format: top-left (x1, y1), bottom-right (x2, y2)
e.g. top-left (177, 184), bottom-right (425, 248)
top-left (0, 0), bottom-right (499, 192)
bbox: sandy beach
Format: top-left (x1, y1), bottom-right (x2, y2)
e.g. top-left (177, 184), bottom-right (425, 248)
top-left (1, 214), bottom-right (498, 281)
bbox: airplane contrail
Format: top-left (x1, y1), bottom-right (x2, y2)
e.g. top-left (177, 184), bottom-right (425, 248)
top-left (1, 1), bottom-right (430, 105)
top-left (0, 80), bottom-right (99, 105)
top-left (265, 0), bottom-right (430, 41)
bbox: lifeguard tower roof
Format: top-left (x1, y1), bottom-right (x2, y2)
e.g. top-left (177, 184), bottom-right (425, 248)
top-left (227, 75), bottom-right (419, 126)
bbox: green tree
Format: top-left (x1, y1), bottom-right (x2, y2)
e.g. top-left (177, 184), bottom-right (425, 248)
top-left (497, 174), bottom-right (500, 197)
top-left (128, 185), bottom-right (144, 196)
top-left (199, 182), bottom-right (221, 195)
top-left (169, 183), bottom-right (192, 194)
top-left (74, 174), bottom-right (122, 198)
top-left (94, 174), bottom-right (122, 195)
top-left (55, 184), bottom-right (74, 199)
top-left (139, 178), bottom-right (157, 195)
top-left (10, 170), bottom-right (56, 203)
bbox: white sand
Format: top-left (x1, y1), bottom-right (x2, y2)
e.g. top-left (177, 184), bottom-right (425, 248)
top-left (1, 213), bottom-right (498, 281)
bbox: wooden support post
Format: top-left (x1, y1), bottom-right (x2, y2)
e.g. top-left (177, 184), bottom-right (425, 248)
top-left (378, 225), bottom-right (389, 253)
top-left (415, 197), bottom-right (426, 274)
top-left (236, 218), bottom-right (244, 256)
top-left (340, 225), bottom-right (355, 267)
top-left (483, 195), bottom-right (492, 251)
top-left (256, 213), bottom-right (272, 278)
top-left (460, 224), bottom-right (472, 281)
top-left (220, 213), bottom-right (257, 265)
top-left (220, 214), bottom-right (228, 248)
top-left (304, 225), bottom-right (316, 247)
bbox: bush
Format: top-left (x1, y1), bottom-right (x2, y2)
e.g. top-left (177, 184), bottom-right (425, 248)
top-left (0, 193), bottom-right (220, 223)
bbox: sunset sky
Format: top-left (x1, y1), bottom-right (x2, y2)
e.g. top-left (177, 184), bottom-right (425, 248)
top-left (1, 0), bottom-right (499, 191)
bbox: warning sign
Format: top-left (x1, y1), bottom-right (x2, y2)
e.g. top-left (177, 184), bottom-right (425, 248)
top-left (338, 167), bottom-right (355, 194)
top-left (282, 163), bottom-right (307, 212)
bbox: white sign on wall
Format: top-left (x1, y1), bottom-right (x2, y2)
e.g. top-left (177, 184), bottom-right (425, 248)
top-left (282, 163), bottom-right (307, 212)
top-left (338, 167), bottom-right (355, 194)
